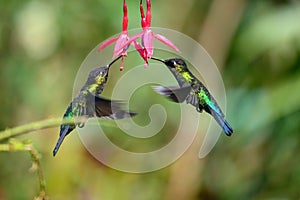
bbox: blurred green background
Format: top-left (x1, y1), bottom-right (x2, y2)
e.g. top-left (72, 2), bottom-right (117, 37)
top-left (1, 0), bottom-right (300, 199)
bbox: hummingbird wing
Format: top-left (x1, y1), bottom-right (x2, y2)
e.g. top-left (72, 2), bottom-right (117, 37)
top-left (95, 97), bottom-right (136, 119)
top-left (86, 93), bottom-right (136, 119)
top-left (185, 91), bottom-right (200, 108)
top-left (152, 85), bottom-right (191, 103)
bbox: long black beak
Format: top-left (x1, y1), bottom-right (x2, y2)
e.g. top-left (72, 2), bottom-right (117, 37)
top-left (106, 55), bottom-right (123, 69)
top-left (150, 57), bottom-right (165, 63)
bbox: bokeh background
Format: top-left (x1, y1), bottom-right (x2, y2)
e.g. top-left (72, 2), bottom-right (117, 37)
top-left (1, 0), bottom-right (300, 199)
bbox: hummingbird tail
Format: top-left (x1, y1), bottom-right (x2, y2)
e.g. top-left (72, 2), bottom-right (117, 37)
top-left (223, 120), bottom-right (233, 136)
top-left (152, 85), bottom-right (191, 103)
top-left (53, 126), bottom-right (71, 156)
top-left (208, 107), bottom-right (233, 136)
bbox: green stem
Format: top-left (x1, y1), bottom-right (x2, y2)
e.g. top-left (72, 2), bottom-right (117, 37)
top-left (0, 117), bottom-right (86, 141)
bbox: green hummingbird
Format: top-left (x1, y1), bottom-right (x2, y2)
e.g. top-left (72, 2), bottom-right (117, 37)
top-left (151, 57), bottom-right (233, 136)
top-left (53, 56), bottom-right (136, 156)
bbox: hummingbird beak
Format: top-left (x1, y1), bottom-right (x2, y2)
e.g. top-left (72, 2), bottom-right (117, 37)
top-left (106, 55), bottom-right (123, 69)
top-left (150, 57), bottom-right (165, 64)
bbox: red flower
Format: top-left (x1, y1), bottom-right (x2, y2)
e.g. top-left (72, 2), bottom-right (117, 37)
top-left (98, 0), bottom-right (129, 71)
top-left (98, 0), bottom-right (181, 69)
top-left (119, 0), bottom-right (180, 64)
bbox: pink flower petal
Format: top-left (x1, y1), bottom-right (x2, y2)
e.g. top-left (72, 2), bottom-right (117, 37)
top-left (132, 41), bottom-right (148, 63)
top-left (98, 36), bottom-right (119, 52)
top-left (116, 31), bottom-right (144, 53)
top-left (142, 29), bottom-right (154, 58)
top-left (113, 33), bottom-right (130, 57)
top-left (152, 33), bottom-right (180, 53)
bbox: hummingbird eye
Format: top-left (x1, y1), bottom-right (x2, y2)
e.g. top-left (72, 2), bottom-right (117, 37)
top-left (99, 70), bottom-right (107, 77)
top-left (172, 60), bottom-right (178, 67)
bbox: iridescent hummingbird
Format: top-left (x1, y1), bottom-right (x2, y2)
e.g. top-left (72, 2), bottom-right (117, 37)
top-left (151, 57), bottom-right (233, 136)
top-left (53, 56), bottom-right (136, 156)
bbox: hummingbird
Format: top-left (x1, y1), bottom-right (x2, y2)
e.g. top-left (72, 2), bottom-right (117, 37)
top-left (151, 57), bottom-right (233, 136)
top-left (53, 56), bottom-right (136, 156)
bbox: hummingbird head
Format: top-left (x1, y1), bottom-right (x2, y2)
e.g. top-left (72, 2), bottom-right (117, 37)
top-left (151, 57), bottom-right (188, 73)
top-left (164, 58), bottom-right (188, 72)
top-left (86, 66), bottom-right (109, 86)
top-left (85, 55), bottom-right (123, 86)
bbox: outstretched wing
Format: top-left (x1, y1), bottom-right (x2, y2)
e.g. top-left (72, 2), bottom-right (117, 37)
top-left (152, 85), bottom-right (201, 111)
top-left (152, 85), bottom-right (191, 103)
top-left (86, 92), bottom-right (136, 119)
